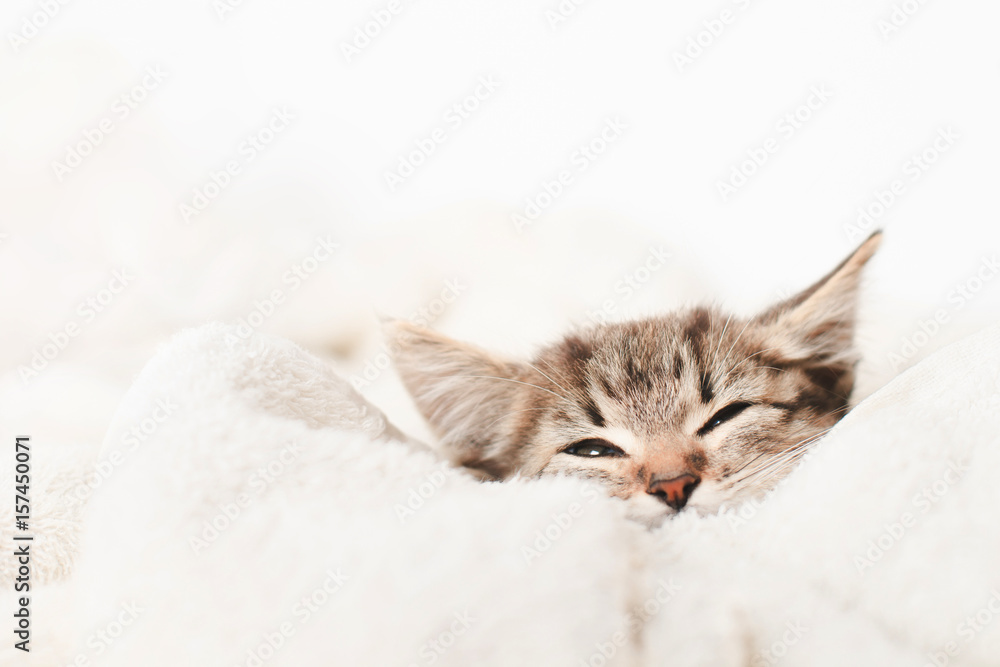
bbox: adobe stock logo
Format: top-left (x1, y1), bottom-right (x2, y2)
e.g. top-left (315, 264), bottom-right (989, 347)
top-left (716, 85), bottom-right (832, 202)
top-left (843, 126), bottom-right (958, 242)
top-left (586, 245), bottom-right (671, 325)
top-left (877, 0), bottom-right (931, 40)
top-left (923, 589), bottom-right (1000, 667)
top-left (520, 484), bottom-right (601, 565)
top-left (7, 0), bottom-right (73, 53)
top-left (51, 65), bottom-right (168, 182)
top-left (544, 0), bottom-right (590, 30)
top-left (579, 578), bottom-right (681, 667)
top-left (340, 0), bottom-right (418, 63)
top-left (235, 567), bottom-right (350, 667)
top-left (886, 254), bottom-right (997, 372)
top-left (383, 76), bottom-right (500, 192)
top-left (213, 0), bottom-right (250, 20)
top-left (393, 463), bottom-right (458, 523)
top-left (672, 0), bottom-right (755, 73)
top-left (750, 620), bottom-right (809, 667)
top-left (18, 269), bottom-right (134, 384)
top-left (854, 459), bottom-right (969, 575)
top-left (350, 278), bottom-right (466, 391)
top-left (407, 611), bottom-right (476, 667)
top-left (179, 107), bottom-right (295, 224)
top-left (512, 116), bottom-right (628, 233)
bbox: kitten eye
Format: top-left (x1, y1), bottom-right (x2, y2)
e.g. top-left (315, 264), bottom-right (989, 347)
top-left (562, 438), bottom-right (625, 458)
top-left (698, 402), bottom-right (753, 436)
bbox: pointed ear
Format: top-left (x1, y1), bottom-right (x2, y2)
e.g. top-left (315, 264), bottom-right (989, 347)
top-left (385, 320), bottom-right (525, 478)
top-left (756, 231), bottom-right (882, 367)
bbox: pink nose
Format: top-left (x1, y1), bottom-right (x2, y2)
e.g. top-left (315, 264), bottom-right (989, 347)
top-left (648, 474), bottom-right (700, 510)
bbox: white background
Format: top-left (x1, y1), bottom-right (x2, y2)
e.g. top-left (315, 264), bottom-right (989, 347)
top-left (2, 0), bottom-right (998, 446)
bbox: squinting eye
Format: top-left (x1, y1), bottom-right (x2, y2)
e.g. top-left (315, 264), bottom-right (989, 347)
top-left (562, 438), bottom-right (625, 458)
top-left (697, 402), bottom-right (753, 436)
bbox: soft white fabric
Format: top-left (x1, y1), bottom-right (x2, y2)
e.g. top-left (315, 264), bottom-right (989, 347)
top-left (4, 320), bottom-right (999, 666)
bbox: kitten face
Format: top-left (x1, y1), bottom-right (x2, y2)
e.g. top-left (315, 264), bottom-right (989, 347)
top-left (389, 233), bottom-right (880, 525)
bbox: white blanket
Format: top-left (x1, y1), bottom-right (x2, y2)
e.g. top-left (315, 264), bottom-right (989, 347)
top-left (5, 320), bottom-right (1000, 666)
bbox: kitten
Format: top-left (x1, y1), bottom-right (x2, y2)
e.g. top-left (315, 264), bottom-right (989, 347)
top-left (388, 233), bottom-right (881, 525)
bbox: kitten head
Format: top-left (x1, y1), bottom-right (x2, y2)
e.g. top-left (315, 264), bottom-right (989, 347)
top-left (388, 233), bottom-right (881, 525)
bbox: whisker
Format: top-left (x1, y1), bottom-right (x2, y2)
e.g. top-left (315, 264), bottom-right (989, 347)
top-left (824, 405), bottom-right (852, 418)
top-left (724, 346), bottom-right (781, 377)
top-left (525, 361), bottom-right (575, 399)
top-left (720, 450), bottom-right (772, 479)
top-left (751, 449), bottom-right (814, 487)
top-left (449, 375), bottom-right (575, 406)
top-left (709, 313), bottom-right (734, 370)
top-left (717, 318), bottom-right (753, 384)
top-left (749, 433), bottom-right (826, 478)
top-left (727, 428), bottom-right (832, 487)
top-left (808, 380), bottom-right (854, 405)
top-left (481, 407), bottom-right (551, 431)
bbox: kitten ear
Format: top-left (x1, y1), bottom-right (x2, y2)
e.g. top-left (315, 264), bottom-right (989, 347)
top-left (756, 231), bottom-right (882, 367)
top-left (385, 320), bottom-right (525, 478)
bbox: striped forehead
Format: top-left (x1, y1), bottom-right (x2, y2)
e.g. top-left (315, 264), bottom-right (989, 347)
top-left (538, 309), bottom-right (746, 433)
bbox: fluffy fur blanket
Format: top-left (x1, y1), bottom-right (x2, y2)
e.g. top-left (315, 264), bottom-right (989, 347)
top-left (3, 320), bottom-right (1000, 666)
